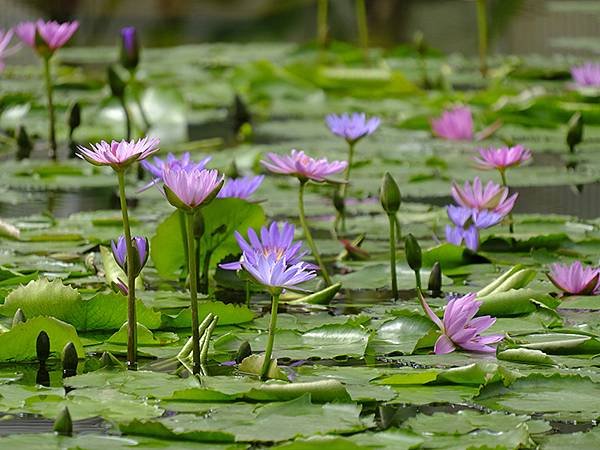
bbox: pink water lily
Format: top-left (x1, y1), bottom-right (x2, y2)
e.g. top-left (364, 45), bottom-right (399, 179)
top-left (571, 62), bottom-right (600, 88)
top-left (431, 106), bottom-right (474, 141)
top-left (15, 20), bottom-right (78, 55)
top-left (474, 145), bottom-right (532, 171)
top-left (419, 292), bottom-right (504, 354)
top-left (77, 137), bottom-right (160, 170)
top-left (451, 177), bottom-right (517, 216)
top-left (262, 149), bottom-right (347, 183)
top-left (162, 167), bottom-right (224, 211)
top-left (0, 29), bottom-right (20, 71)
top-left (547, 261), bottom-right (600, 296)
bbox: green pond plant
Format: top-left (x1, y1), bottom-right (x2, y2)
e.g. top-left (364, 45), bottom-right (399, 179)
top-left (380, 172), bottom-right (401, 300)
top-left (77, 136), bottom-right (160, 368)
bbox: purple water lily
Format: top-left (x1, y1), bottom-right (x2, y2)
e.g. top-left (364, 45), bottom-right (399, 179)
top-left (571, 62), bottom-right (600, 88)
top-left (547, 261), bottom-right (600, 296)
top-left (419, 292), bottom-right (504, 354)
top-left (445, 205), bottom-right (505, 251)
top-left (217, 175), bottom-right (264, 199)
top-left (15, 20), bottom-right (78, 55)
top-left (262, 149), bottom-right (347, 183)
top-left (431, 106), bottom-right (474, 141)
top-left (140, 152), bottom-right (211, 191)
top-left (325, 113), bottom-right (380, 143)
top-left (241, 252), bottom-right (317, 290)
top-left (120, 26), bottom-right (139, 70)
top-left (111, 235), bottom-right (149, 277)
top-left (221, 222), bottom-right (313, 272)
top-left (77, 137), bottom-right (160, 171)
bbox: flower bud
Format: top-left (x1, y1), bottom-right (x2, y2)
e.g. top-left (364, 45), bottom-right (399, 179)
top-left (566, 112), bottom-right (583, 153)
top-left (380, 172), bottom-right (401, 215)
top-left (111, 235), bottom-right (149, 277)
top-left (36, 330), bottom-right (50, 363)
top-left (62, 342), bottom-right (79, 377)
top-left (107, 64), bottom-right (127, 98)
top-left (193, 210), bottom-right (205, 239)
top-left (333, 189), bottom-right (345, 214)
top-left (68, 101), bottom-right (81, 132)
top-left (404, 234), bottom-right (422, 272)
top-left (16, 125), bottom-right (33, 161)
top-left (12, 308), bottom-right (26, 327)
top-left (53, 406), bottom-right (73, 436)
top-left (428, 261), bottom-right (442, 296)
top-left (119, 26), bottom-right (140, 71)
top-left (235, 341), bottom-right (252, 364)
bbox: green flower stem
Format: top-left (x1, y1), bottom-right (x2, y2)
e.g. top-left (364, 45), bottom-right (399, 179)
top-left (43, 57), bottom-right (57, 161)
top-left (129, 72), bottom-right (151, 132)
top-left (499, 170), bottom-right (514, 233)
top-left (117, 170), bottom-right (137, 369)
top-left (476, 0), bottom-right (488, 77)
top-left (245, 281), bottom-right (251, 307)
top-left (337, 140), bottom-right (356, 231)
top-left (388, 213), bottom-right (398, 300)
top-left (261, 291), bottom-right (280, 380)
top-left (414, 269), bottom-right (422, 292)
top-left (355, 0), bottom-right (369, 63)
top-left (200, 248), bottom-right (212, 295)
top-left (299, 181), bottom-right (332, 286)
top-left (317, 0), bottom-right (328, 49)
top-left (186, 212), bottom-right (201, 374)
top-left (119, 96), bottom-right (132, 141)
top-left (178, 211), bottom-right (189, 278)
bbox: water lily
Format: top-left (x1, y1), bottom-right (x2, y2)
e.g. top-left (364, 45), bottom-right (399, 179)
top-left (262, 150), bottom-right (346, 286)
top-left (162, 165), bottom-right (223, 374)
top-left (547, 261), bottom-right (600, 296)
top-left (419, 291), bottom-right (504, 354)
top-left (218, 175), bottom-right (264, 199)
top-left (325, 113), bottom-right (380, 144)
top-left (111, 235), bottom-right (149, 277)
top-left (15, 20), bottom-right (79, 160)
top-left (431, 106), bottom-right (474, 141)
top-left (77, 137), bottom-right (160, 171)
top-left (120, 26), bottom-right (139, 71)
top-left (451, 177), bottom-right (517, 216)
top-left (221, 223), bottom-right (316, 379)
top-left (262, 149), bottom-right (346, 183)
top-left (140, 152), bottom-right (211, 191)
top-left (474, 145), bottom-right (532, 171)
top-left (326, 113), bottom-right (380, 232)
top-left (445, 225), bottom-right (479, 251)
top-left (0, 29), bottom-right (20, 72)
top-left (571, 62), bottom-right (600, 88)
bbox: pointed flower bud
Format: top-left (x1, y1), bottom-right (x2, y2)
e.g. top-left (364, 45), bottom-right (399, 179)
top-left (53, 406), bottom-right (73, 436)
top-left (566, 112), bottom-right (583, 153)
top-left (111, 235), bottom-right (149, 277)
top-left (380, 172), bottom-right (401, 214)
top-left (119, 26), bottom-right (139, 71)
top-left (333, 189), bottom-right (345, 214)
top-left (62, 342), bottom-right (79, 376)
top-left (68, 101), bottom-right (81, 132)
top-left (405, 234), bottom-right (422, 272)
top-left (107, 64), bottom-right (127, 98)
top-left (428, 261), bottom-right (442, 296)
top-left (16, 125), bottom-right (33, 160)
top-left (36, 330), bottom-right (50, 363)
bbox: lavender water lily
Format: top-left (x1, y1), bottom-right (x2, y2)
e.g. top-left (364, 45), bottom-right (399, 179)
top-left (77, 136), bottom-right (159, 367)
top-left (326, 113), bottom-right (379, 231)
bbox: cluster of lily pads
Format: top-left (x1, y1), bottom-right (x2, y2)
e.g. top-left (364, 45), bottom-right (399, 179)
top-left (0, 6), bottom-right (600, 449)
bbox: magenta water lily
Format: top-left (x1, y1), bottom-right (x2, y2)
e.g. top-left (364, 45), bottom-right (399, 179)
top-left (474, 145), bottom-right (532, 171)
top-left (15, 19), bottom-right (78, 160)
top-left (571, 62), bottom-right (600, 88)
top-left (431, 106), bottom-right (474, 141)
top-left (451, 177), bottom-right (517, 216)
top-left (547, 261), bottom-right (600, 296)
top-left (140, 152), bottom-right (211, 191)
top-left (419, 291), bottom-right (504, 354)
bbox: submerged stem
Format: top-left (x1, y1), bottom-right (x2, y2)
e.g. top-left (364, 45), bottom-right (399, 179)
top-left (186, 213), bottom-right (201, 374)
top-left (43, 57), bottom-right (57, 160)
top-left (261, 292), bottom-right (280, 380)
top-left (117, 170), bottom-right (137, 369)
top-left (388, 214), bottom-right (398, 300)
top-left (337, 141), bottom-right (356, 232)
top-left (499, 170), bottom-right (514, 234)
top-left (298, 181), bottom-right (332, 285)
